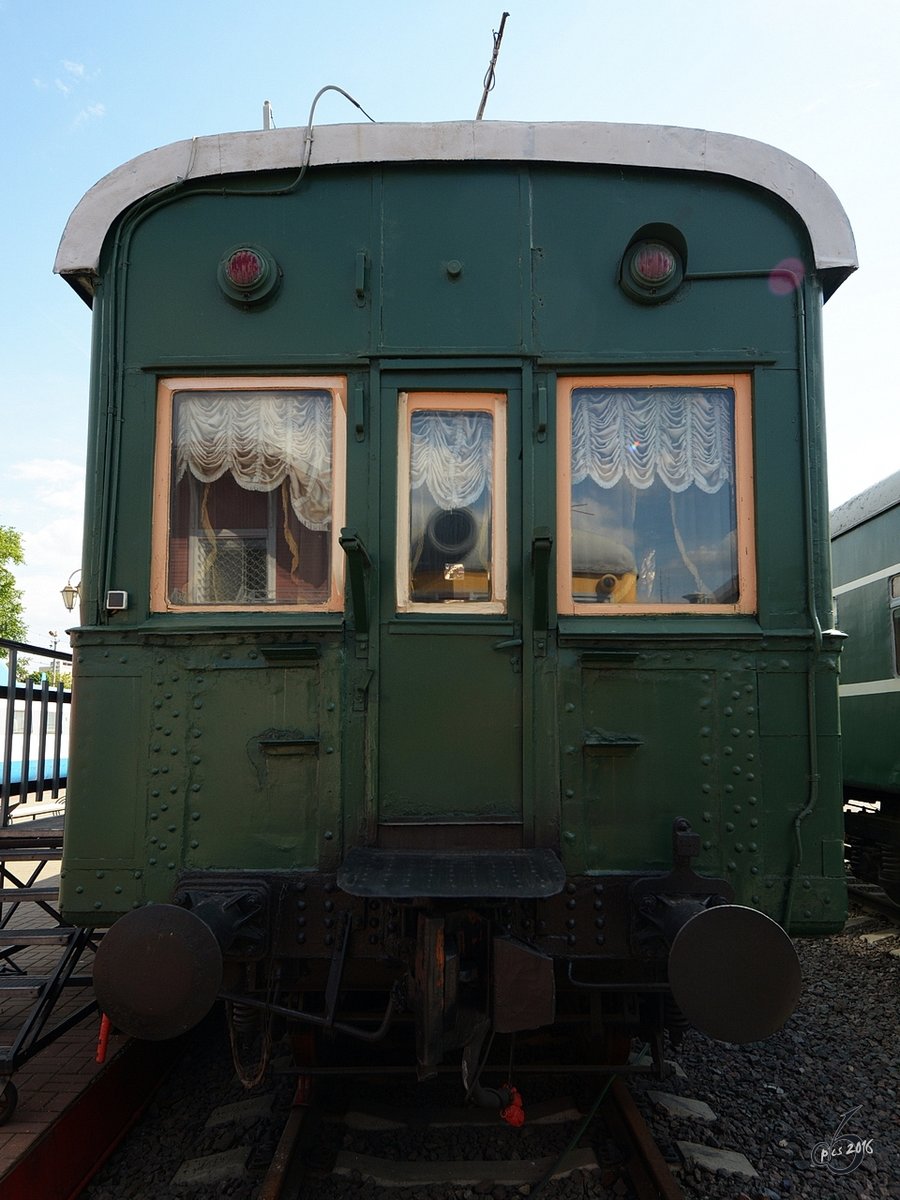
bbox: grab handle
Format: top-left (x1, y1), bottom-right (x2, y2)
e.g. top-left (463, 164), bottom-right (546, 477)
top-left (532, 527), bottom-right (553, 654)
top-left (339, 528), bottom-right (372, 639)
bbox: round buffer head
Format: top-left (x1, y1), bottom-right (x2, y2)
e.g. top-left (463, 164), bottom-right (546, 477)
top-left (93, 904), bottom-right (223, 1041)
top-left (667, 904), bottom-right (801, 1044)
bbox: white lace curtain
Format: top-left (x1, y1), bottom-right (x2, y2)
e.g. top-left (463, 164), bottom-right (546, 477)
top-left (571, 389), bottom-right (734, 495)
top-left (410, 411), bottom-right (493, 507)
top-left (174, 391), bottom-right (333, 530)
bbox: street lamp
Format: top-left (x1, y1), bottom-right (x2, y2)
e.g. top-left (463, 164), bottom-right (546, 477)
top-left (61, 569), bottom-right (81, 613)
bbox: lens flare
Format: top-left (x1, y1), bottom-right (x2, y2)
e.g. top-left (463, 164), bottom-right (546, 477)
top-left (769, 257), bottom-right (805, 296)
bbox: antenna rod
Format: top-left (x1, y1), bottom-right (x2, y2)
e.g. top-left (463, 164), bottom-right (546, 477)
top-left (476, 12), bottom-right (509, 120)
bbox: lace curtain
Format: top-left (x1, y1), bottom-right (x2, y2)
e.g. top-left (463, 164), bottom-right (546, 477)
top-left (410, 411), bottom-right (493, 508)
top-left (174, 391), bottom-right (333, 530)
top-left (571, 389), bottom-right (734, 495)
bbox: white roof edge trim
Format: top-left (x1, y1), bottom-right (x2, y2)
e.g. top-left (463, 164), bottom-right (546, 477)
top-left (54, 120), bottom-right (857, 297)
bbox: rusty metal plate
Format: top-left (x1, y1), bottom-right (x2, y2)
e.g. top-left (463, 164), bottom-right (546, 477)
top-left (492, 936), bottom-right (555, 1032)
top-left (667, 904), bottom-right (801, 1044)
top-left (337, 848), bottom-right (565, 898)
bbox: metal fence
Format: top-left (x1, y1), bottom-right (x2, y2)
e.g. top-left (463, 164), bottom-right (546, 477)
top-left (0, 638), bottom-right (73, 827)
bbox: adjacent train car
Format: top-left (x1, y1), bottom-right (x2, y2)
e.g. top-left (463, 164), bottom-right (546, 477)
top-left (831, 471), bottom-right (900, 902)
top-left (54, 119), bottom-right (856, 1081)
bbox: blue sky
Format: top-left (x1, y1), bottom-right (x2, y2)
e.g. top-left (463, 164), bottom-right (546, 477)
top-left (2, 0), bottom-right (897, 646)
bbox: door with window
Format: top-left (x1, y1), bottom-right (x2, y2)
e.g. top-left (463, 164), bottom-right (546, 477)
top-left (376, 384), bottom-right (524, 848)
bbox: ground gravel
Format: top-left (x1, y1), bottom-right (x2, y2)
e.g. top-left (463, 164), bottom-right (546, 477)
top-left (632, 915), bottom-right (900, 1200)
top-left (78, 913), bottom-right (899, 1200)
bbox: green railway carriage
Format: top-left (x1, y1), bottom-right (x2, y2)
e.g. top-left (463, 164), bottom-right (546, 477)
top-left (55, 120), bottom-right (855, 1078)
top-left (831, 471), bottom-right (900, 902)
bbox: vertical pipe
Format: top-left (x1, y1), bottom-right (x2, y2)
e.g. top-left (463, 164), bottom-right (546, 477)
top-left (783, 279), bottom-right (823, 930)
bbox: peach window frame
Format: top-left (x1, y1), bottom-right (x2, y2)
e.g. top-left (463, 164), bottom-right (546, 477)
top-left (555, 373), bottom-right (756, 616)
top-left (396, 391), bottom-right (508, 616)
top-left (151, 375), bottom-right (347, 613)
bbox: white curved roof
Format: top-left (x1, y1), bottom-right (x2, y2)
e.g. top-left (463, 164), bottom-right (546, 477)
top-left (55, 120), bottom-right (857, 304)
top-left (831, 469), bottom-right (900, 538)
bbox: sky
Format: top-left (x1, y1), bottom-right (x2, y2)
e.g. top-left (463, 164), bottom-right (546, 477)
top-left (1, 0), bottom-right (897, 651)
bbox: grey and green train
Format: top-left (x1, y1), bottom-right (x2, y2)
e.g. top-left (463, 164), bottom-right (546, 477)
top-left (831, 472), bottom-right (900, 903)
top-left (55, 119), bottom-right (855, 1082)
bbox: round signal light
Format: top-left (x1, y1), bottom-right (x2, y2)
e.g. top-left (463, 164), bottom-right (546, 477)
top-left (620, 237), bottom-right (685, 303)
top-left (224, 248), bottom-right (267, 290)
top-left (217, 243), bottom-right (281, 306)
top-left (630, 242), bottom-right (677, 287)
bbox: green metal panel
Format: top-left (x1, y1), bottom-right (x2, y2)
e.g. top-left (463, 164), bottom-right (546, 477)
top-left (752, 369), bottom-right (810, 629)
top-left (60, 660), bottom-right (148, 923)
top-left (531, 168), bottom-right (807, 359)
top-left (575, 666), bottom-right (725, 872)
top-left (106, 161), bottom-right (817, 371)
top-left (757, 667), bottom-right (808, 736)
top-left (184, 660), bottom-right (322, 869)
top-left (836, 586), bottom-right (893, 683)
top-left (62, 671), bottom-right (145, 866)
top-left (60, 633), bottom-right (343, 925)
top-left (378, 626), bottom-right (523, 822)
top-left (563, 654), bottom-right (766, 879)
top-left (121, 172), bottom-right (374, 363)
top-left (380, 168), bottom-right (525, 353)
top-left (841, 693), bottom-right (900, 794)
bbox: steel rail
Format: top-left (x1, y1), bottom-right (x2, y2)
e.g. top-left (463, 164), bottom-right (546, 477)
top-left (847, 883), bottom-right (900, 925)
top-left (607, 1077), bottom-right (685, 1200)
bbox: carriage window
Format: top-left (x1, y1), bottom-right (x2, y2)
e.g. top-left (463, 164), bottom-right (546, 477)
top-left (152, 377), bottom-right (346, 612)
top-left (891, 574), bottom-right (900, 676)
top-left (556, 375), bottom-right (755, 614)
top-left (397, 392), bottom-right (507, 613)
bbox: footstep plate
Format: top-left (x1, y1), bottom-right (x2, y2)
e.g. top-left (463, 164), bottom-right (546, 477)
top-left (337, 847), bottom-right (566, 898)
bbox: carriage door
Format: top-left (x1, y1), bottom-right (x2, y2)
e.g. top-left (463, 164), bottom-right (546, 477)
top-left (376, 385), bottom-right (524, 848)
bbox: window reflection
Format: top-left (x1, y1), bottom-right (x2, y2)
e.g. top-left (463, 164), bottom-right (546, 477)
top-left (164, 387), bottom-right (337, 609)
top-left (568, 386), bottom-right (740, 607)
top-left (408, 409), bottom-right (494, 602)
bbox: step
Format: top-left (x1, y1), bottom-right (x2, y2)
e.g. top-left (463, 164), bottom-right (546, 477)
top-left (0, 847), bottom-right (63, 862)
top-left (0, 831), bottom-right (64, 851)
top-left (0, 974), bottom-right (94, 994)
top-left (0, 886), bottom-right (59, 903)
top-left (0, 926), bottom-right (83, 947)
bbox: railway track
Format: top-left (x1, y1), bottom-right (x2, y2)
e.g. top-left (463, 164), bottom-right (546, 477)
top-left (256, 1055), bottom-right (684, 1200)
top-left (77, 911), bottom-right (900, 1198)
top-left (846, 880), bottom-right (900, 928)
